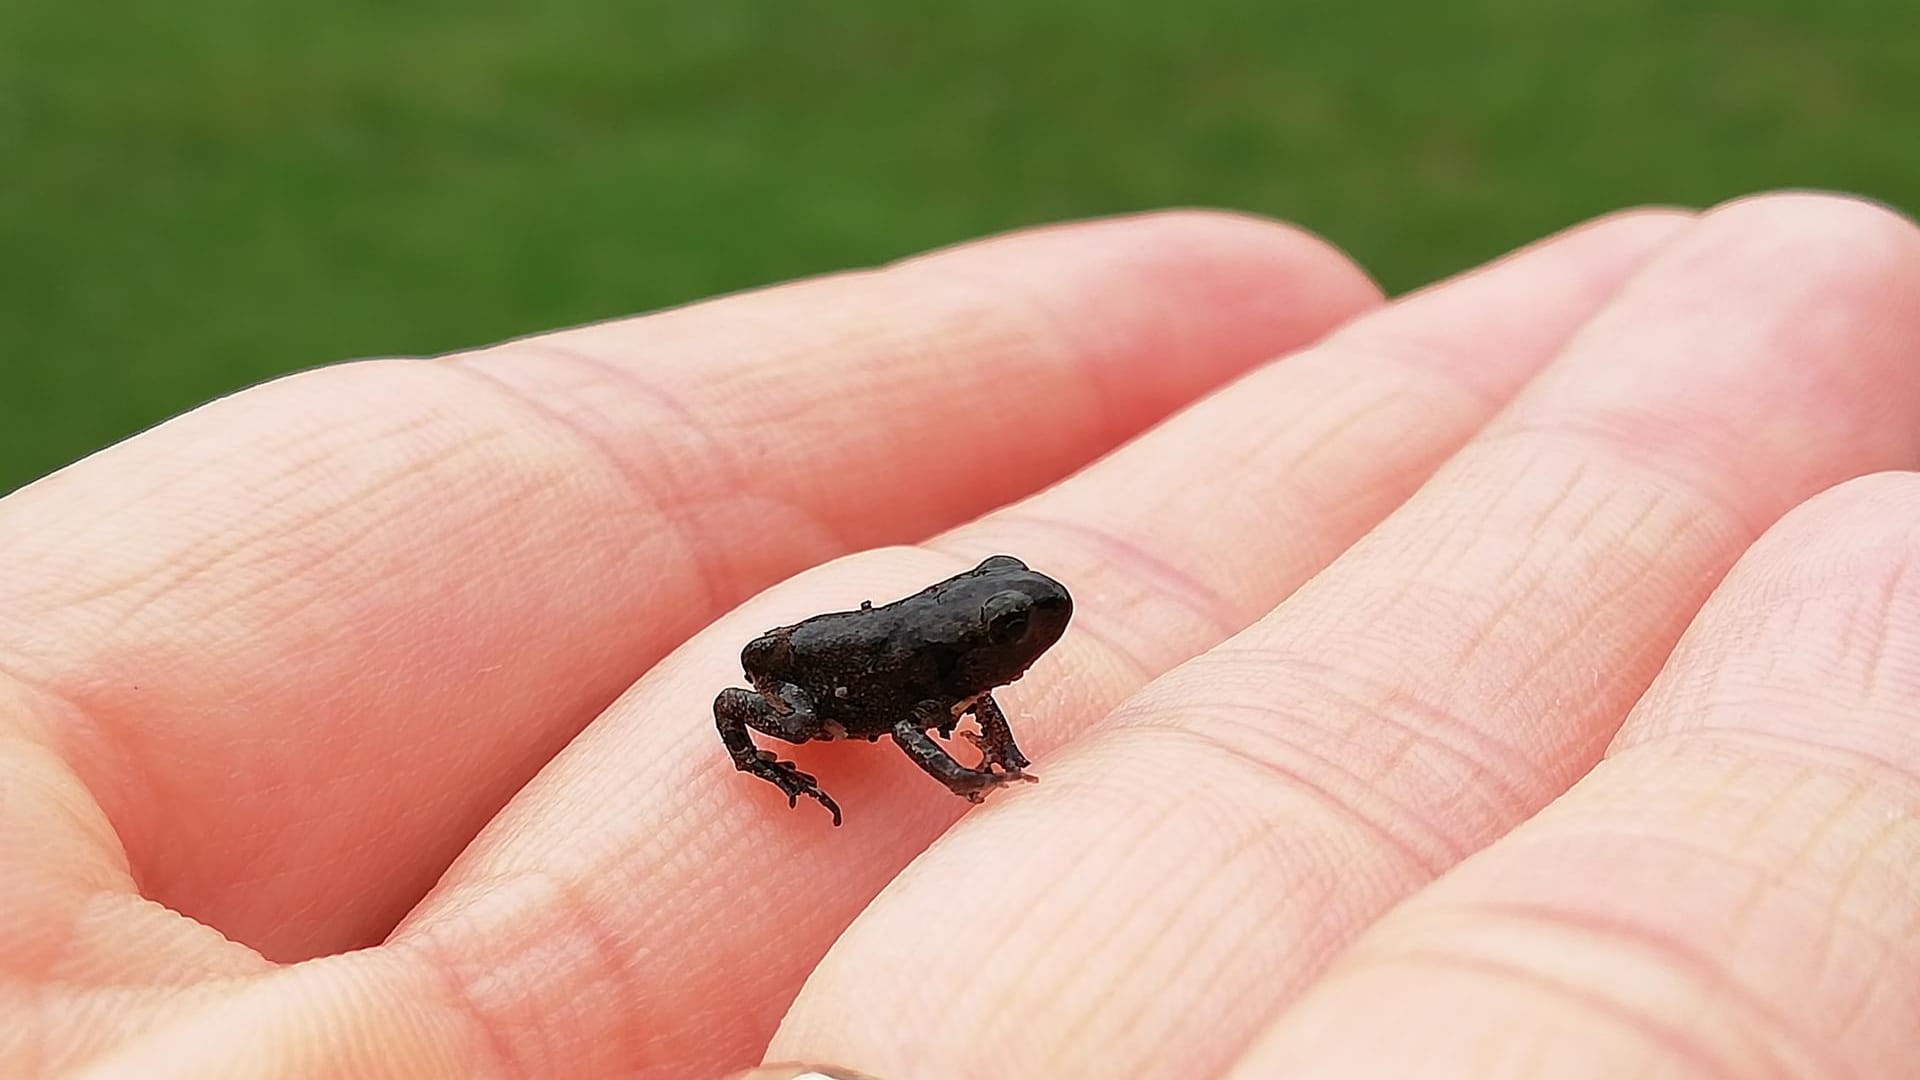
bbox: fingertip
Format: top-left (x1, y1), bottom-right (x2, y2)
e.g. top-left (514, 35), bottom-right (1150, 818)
top-left (1705, 187), bottom-right (1920, 235)
top-left (907, 206), bottom-right (1383, 310)
top-left (1678, 189), bottom-right (1920, 292)
top-left (1080, 206), bottom-right (1385, 308)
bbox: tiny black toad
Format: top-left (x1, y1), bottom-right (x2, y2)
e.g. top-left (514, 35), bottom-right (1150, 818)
top-left (715, 555), bottom-right (1072, 825)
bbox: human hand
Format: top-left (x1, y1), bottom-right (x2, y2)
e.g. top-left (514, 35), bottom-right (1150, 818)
top-left (8, 194), bottom-right (1919, 1080)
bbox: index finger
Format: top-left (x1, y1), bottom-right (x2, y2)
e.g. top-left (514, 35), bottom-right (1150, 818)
top-left (0, 211), bottom-right (1378, 962)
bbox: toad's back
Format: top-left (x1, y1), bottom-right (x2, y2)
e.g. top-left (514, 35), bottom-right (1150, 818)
top-left (779, 594), bottom-right (969, 731)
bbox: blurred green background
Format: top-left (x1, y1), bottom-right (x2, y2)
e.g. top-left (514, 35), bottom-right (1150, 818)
top-left (3, 1), bottom-right (1916, 495)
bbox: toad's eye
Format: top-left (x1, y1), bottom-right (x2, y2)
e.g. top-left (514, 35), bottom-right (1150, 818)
top-left (983, 590), bottom-right (1032, 645)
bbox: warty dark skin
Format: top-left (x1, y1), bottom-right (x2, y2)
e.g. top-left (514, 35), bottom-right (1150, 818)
top-left (715, 555), bottom-right (1072, 825)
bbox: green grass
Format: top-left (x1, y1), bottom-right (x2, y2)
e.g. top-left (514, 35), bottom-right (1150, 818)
top-left (4, 1), bottom-right (1916, 494)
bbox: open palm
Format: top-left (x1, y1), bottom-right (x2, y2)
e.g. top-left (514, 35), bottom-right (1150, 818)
top-left (9, 194), bottom-right (1920, 1080)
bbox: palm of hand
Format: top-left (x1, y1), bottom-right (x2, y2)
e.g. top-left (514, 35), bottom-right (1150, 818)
top-left (7, 195), bottom-right (1920, 1080)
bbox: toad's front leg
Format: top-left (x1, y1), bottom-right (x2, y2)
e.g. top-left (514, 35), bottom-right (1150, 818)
top-left (961, 692), bottom-right (1036, 778)
top-left (715, 684), bottom-right (842, 825)
top-left (892, 702), bottom-right (1034, 804)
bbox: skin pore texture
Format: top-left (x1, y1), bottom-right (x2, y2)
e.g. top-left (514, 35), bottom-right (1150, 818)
top-left (7, 194), bottom-right (1920, 1080)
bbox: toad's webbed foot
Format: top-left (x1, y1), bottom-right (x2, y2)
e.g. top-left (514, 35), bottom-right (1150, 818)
top-left (715, 686), bottom-right (843, 826)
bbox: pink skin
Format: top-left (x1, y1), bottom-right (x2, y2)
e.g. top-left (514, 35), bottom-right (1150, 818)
top-left (8, 194), bottom-right (1920, 1080)
top-left (0, 209), bottom-right (1373, 965)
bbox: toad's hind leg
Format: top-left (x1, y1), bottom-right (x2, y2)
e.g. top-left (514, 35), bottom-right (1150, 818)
top-left (715, 687), bottom-right (842, 826)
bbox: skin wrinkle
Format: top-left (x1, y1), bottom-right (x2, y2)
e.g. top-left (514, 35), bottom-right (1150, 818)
top-left (1491, 590), bottom-right (1644, 742)
top-left (951, 776), bottom-right (1276, 1056)
top-left (854, 770), bottom-right (1150, 1028)
top-left (896, 216), bottom-right (1367, 446)
top-left (527, 871), bottom-right (645, 1071)
top-left (1197, 372), bottom-right (1453, 567)
top-left (1801, 798), bottom-right (1904, 1040)
top-left (1378, 765), bottom-right (1920, 1074)
top-left (1620, 726), bottom-right (1920, 797)
top-left (1540, 470), bottom-right (1665, 579)
top-left (1064, 808), bottom-right (1314, 1079)
top-left (1280, 380), bottom-right (1443, 490)
top-left (944, 329), bottom-right (1509, 654)
top-left (111, 435), bottom-right (472, 635)
top-left (1433, 900), bottom-right (1825, 1070)
top-left (1118, 719), bottom-right (1446, 875)
top-left (1479, 421), bottom-right (1777, 542)
top-left (1036, 817), bottom-right (1267, 1073)
top-left (1682, 752), bottom-right (1762, 820)
top-left (1159, 657), bottom-right (1505, 841)
top-left (488, 339), bottom-right (708, 431)
top-left (1236, 320), bottom-right (1536, 545)
top-left (704, 260), bottom-right (1113, 458)
top-left (1703, 761), bottom-right (1920, 949)
top-left (1733, 768), bottom-right (1821, 852)
top-left (1827, 922), bottom-right (1900, 1047)
top-left (1316, 330), bottom-right (1513, 414)
top-left (25, 396), bottom-right (462, 621)
top-left (191, 462), bottom-right (537, 642)
top-left (1281, 689), bottom-right (1512, 860)
top-left (1372, 687), bottom-right (1531, 823)
top-left (403, 683), bottom-right (961, 1071)
top-left (1342, 675), bottom-right (1529, 816)
top-left (476, 338), bottom-right (810, 589)
top-left (1514, 485), bottom-right (1709, 660)
top-left (725, 260), bottom-right (1074, 386)
top-left (714, 237), bottom-right (1205, 503)
top-left (1523, 810), bottom-right (1920, 956)
top-left (311, 953), bottom-right (508, 1080)
top-left (1857, 546), bottom-right (1914, 706)
top-left (1198, 453), bottom-right (1743, 849)
top-left (962, 849), bottom-right (1136, 1052)
top-left (406, 903), bottom-right (554, 1079)
top-left (480, 341), bottom-right (868, 580)
top-left (1178, 650), bottom-right (1539, 824)
top-left (439, 359), bottom-right (738, 610)
top-left (1358, 475), bottom-right (1499, 609)
top-left (1363, 948), bottom-right (1778, 1080)
top-left (903, 260), bottom-right (1133, 444)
